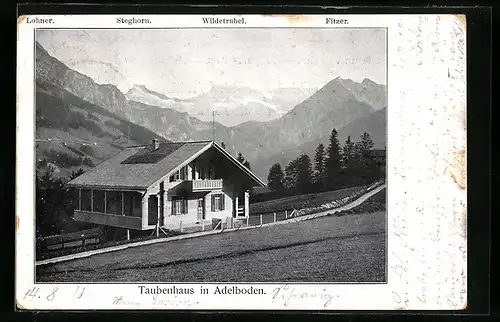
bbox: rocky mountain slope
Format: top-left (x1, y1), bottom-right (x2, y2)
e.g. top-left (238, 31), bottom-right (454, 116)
top-left (35, 79), bottom-right (164, 178)
top-left (336, 77), bottom-right (387, 111)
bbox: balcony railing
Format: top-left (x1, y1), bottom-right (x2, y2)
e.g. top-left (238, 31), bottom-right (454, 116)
top-left (192, 179), bottom-right (223, 191)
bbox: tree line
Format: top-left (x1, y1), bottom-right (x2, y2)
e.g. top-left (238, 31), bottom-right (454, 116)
top-left (267, 129), bottom-right (383, 195)
top-left (36, 167), bottom-right (89, 238)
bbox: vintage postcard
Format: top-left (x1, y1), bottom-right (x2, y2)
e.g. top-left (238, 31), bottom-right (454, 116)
top-left (16, 14), bottom-right (466, 310)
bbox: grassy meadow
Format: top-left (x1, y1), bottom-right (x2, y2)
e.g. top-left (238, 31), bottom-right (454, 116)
top-left (37, 207), bottom-right (386, 283)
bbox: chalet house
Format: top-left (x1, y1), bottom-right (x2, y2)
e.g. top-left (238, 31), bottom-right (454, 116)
top-left (66, 140), bottom-right (265, 239)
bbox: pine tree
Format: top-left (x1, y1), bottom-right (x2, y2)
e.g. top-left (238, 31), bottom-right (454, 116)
top-left (325, 128), bottom-right (342, 190)
top-left (36, 168), bottom-right (70, 237)
top-left (284, 158), bottom-right (300, 189)
top-left (357, 132), bottom-right (375, 183)
top-left (267, 163), bottom-right (285, 191)
top-left (69, 168), bottom-right (85, 180)
top-left (342, 135), bottom-right (355, 167)
top-left (236, 153), bottom-right (251, 169)
top-left (359, 132), bottom-right (374, 151)
top-left (236, 153), bottom-right (245, 163)
top-left (297, 154), bottom-right (313, 194)
top-left (341, 135), bottom-right (356, 185)
top-left (313, 143), bottom-right (326, 189)
top-left (352, 141), bottom-right (364, 185)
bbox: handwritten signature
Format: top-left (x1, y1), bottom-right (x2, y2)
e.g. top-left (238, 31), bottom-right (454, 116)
top-left (272, 285), bottom-right (339, 308)
top-left (111, 295), bottom-right (199, 308)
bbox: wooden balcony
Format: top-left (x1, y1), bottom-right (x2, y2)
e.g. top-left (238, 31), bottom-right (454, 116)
top-left (74, 210), bottom-right (143, 230)
top-left (192, 179), bottom-right (223, 191)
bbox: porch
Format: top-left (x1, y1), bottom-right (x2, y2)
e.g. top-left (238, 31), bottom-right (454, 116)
top-left (74, 188), bottom-right (150, 232)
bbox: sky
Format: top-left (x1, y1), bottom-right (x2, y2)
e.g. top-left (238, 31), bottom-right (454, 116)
top-left (36, 28), bottom-right (386, 99)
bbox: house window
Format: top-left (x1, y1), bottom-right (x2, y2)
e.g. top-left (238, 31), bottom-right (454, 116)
top-left (81, 189), bottom-right (91, 211)
top-left (172, 196), bottom-right (188, 215)
top-left (93, 190), bottom-right (105, 213)
top-left (211, 194), bottom-right (225, 212)
top-left (106, 190), bottom-right (121, 215)
top-left (169, 166), bottom-right (188, 182)
top-left (123, 191), bottom-right (142, 217)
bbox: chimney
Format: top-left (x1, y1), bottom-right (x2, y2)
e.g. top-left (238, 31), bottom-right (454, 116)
top-left (152, 138), bottom-right (159, 150)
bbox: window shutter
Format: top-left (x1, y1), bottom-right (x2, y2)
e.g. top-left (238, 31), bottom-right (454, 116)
top-left (211, 195), bottom-right (215, 212)
top-left (172, 198), bottom-right (176, 216)
top-left (184, 199), bottom-right (188, 214)
top-left (220, 194), bottom-right (225, 211)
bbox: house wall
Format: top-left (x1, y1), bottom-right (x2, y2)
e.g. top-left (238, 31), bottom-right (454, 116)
top-left (141, 151), bottom-right (260, 230)
top-left (162, 182), bottom-right (236, 229)
top-left (204, 184), bottom-right (234, 221)
top-left (162, 197), bottom-right (200, 229)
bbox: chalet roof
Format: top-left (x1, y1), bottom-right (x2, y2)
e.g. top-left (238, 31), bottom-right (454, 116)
top-left (66, 140), bottom-right (265, 190)
top-left (121, 142), bottom-right (186, 164)
top-left (67, 141), bottom-right (211, 190)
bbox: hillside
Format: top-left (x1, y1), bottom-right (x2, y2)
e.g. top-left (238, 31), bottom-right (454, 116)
top-left (259, 77), bottom-right (376, 147)
top-left (126, 100), bottom-right (236, 144)
top-left (234, 77), bottom-right (379, 174)
top-left (35, 41), bottom-right (258, 165)
top-left (35, 80), bottom-right (165, 178)
top-left (36, 42), bottom-right (132, 120)
top-left (266, 87), bottom-right (318, 113)
top-left (250, 108), bottom-right (387, 179)
top-left (337, 78), bottom-right (387, 111)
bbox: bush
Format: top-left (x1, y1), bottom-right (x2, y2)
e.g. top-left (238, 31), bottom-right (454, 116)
top-left (36, 168), bottom-right (76, 238)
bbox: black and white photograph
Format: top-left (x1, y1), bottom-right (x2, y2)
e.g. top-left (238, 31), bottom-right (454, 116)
top-left (33, 28), bottom-right (388, 284)
top-left (15, 13), bottom-right (470, 311)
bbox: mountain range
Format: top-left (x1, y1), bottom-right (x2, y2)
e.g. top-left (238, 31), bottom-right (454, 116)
top-left (125, 83), bottom-right (317, 126)
top-left (35, 41), bottom-right (387, 180)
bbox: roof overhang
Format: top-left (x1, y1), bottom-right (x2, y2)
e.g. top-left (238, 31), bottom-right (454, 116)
top-left (65, 183), bottom-right (148, 192)
top-left (145, 141), bottom-right (214, 189)
top-left (66, 141), bottom-right (266, 191)
top-left (211, 142), bottom-right (266, 187)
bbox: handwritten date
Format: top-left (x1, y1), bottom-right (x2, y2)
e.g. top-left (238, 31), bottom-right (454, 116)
top-left (23, 286), bottom-right (86, 302)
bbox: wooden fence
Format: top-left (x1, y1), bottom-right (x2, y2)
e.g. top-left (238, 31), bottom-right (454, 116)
top-left (165, 180), bottom-right (386, 234)
top-left (37, 228), bottom-right (101, 252)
